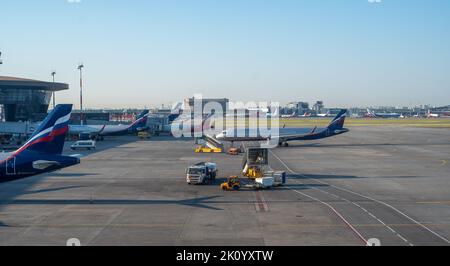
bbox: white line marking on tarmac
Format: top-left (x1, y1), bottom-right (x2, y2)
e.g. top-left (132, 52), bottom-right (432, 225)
top-left (327, 184), bottom-right (450, 244)
top-left (270, 151), bottom-right (420, 246)
top-left (271, 150), bottom-right (450, 245)
top-left (301, 177), bottom-right (412, 246)
top-left (289, 187), bottom-right (368, 245)
top-left (310, 185), bottom-right (412, 245)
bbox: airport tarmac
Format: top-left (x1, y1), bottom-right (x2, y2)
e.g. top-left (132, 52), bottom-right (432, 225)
top-left (0, 127), bottom-right (449, 246)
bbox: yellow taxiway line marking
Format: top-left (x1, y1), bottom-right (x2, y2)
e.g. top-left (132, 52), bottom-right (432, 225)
top-left (441, 160), bottom-right (448, 166)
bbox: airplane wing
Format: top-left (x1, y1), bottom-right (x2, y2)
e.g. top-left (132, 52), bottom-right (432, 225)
top-left (69, 125), bottom-right (104, 135)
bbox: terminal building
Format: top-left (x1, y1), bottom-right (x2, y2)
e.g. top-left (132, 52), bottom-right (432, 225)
top-left (184, 97), bottom-right (229, 116)
top-left (0, 76), bottom-right (69, 122)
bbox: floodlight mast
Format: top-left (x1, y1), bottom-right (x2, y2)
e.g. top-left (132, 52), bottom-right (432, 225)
top-left (78, 63), bottom-right (84, 125)
top-left (51, 71), bottom-right (56, 109)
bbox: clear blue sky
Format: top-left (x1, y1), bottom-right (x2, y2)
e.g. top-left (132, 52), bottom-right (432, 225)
top-left (1, 0), bottom-right (449, 109)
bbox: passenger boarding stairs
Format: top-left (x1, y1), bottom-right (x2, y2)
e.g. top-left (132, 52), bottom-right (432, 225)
top-left (203, 134), bottom-right (225, 150)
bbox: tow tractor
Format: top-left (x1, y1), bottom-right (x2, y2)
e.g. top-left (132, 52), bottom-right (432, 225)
top-left (220, 176), bottom-right (241, 191)
top-left (220, 148), bottom-right (287, 191)
top-left (138, 131), bottom-right (151, 140)
top-left (220, 174), bottom-right (285, 191)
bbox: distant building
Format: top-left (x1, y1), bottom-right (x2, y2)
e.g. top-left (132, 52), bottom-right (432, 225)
top-left (70, 110), bottom-right (149, 125)
top-left (284, 101), bottom-right (310, 115)
top-left (0, 76), bottom-right (68, 122)
top-left (313, 101), bottom-right (325, 114)
top-left (184, 97), bottom-right (229, 115)
top-left (432, 105), bottom-right (450, 112)
top-left (70, 112), bottom-right (111, 125)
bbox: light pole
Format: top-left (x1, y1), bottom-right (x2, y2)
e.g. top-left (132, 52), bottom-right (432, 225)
top-left (78, 64), bottom-right (84, 125)
top-left (51, 71), bottom-right (56, 109)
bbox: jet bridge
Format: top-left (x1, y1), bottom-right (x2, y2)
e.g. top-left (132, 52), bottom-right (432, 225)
top-left (242, 147), bottom-right (270, 178)
top-left (241, 147), bottom-right (286, 186)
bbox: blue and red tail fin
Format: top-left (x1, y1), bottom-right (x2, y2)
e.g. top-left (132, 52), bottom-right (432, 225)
top-left (328, 109), bottom-right (347, 131)
top-left (128, 110), bottom-right (149, 131)
top-left (15, 104), bottom-right (72, 155)
top-left (136, 110), bottom-right (150, 120)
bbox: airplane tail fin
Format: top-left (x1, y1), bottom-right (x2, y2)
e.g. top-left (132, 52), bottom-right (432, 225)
top-left (16, 104), bottom-right (72, 155)
top-left (136, 110), bottom-right (150, 120)
top-left (328, 109), bottom-right (347, 131)
top-left (270, 107), bottom-right (280, 118)
top-left (132, 110), bottom-right (149, 129)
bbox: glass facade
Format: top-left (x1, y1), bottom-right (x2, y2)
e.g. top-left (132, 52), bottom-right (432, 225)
top-left (0, 88), bottom-right (53, 122)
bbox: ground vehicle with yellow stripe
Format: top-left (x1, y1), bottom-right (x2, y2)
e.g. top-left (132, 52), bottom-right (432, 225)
top-left (195, 146), bottom-right (223, 153)
top-left (138, 131), bottom-right (151, 139)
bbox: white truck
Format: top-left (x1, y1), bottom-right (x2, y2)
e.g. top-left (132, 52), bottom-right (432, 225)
top-left (186, 162), bottom-right (218, 185)
top-left (255, 176), bottom-right (275, 189)
top-left (245, 171), bottom-right (286, 190)
top-left (71, 140), bottom-right (96, 151)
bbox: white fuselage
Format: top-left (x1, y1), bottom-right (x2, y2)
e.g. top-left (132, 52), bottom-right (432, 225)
top-left (69, 124), bottom-right (134, 136)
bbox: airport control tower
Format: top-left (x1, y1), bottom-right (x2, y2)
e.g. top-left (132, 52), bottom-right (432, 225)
top-left (0, 76), bottom-right (69, 122)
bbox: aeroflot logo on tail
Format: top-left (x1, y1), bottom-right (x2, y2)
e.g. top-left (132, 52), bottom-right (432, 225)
top-left (171, 94), bottom-right (280, 148)
top-left (14, 113), bottom-right (71, 154)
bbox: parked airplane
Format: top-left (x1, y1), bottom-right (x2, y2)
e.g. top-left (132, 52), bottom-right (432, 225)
top-left (427, 110), bottom-right (440, 118)
top-left (317, 112), bottom-right (333, 117)
top-left (215, 109), bottom-right (349, 147)
top-left (299, 112), bottom-right (313, 118)
top-left (0, 104), bottom-right (80, 183)
top-left (69, 110), bottom-right (149, 139)
top-left (266, 107), bottom-right (280, 118)
top-left (366, 109), bottom-right (402, 119)
top-left (281, 111), bottom-right (297, 118)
